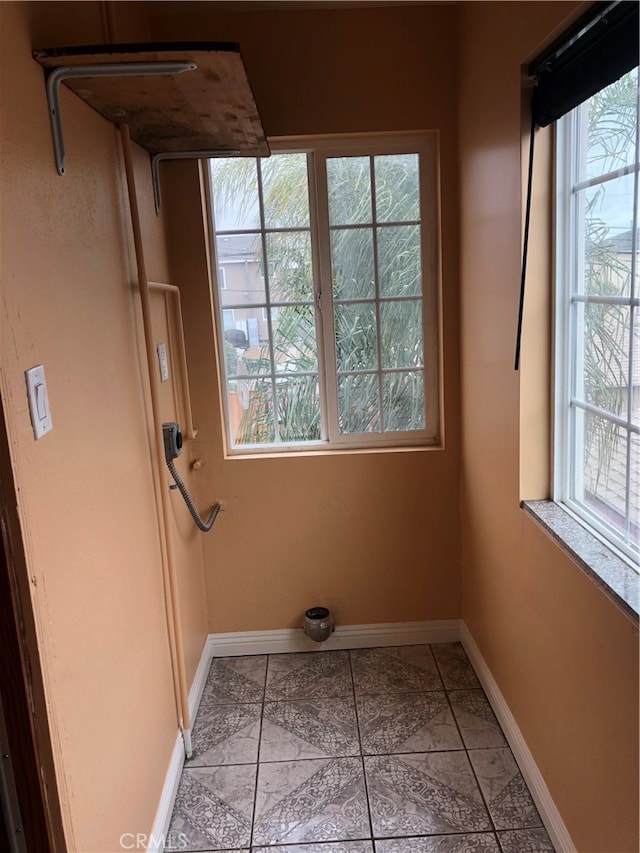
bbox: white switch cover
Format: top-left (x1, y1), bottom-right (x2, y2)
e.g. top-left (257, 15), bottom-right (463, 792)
top-left (25, 365), bottom-right (53, 440)
top-left (157, 343), bottom-right (169, 382)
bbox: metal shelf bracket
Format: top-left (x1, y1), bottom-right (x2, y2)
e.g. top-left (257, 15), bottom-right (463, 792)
top-left (151, 149), bottom-right (239, 214)
top-left (45, 61), bottom-right (197, 176)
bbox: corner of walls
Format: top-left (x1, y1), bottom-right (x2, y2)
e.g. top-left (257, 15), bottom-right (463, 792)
top-left (0, 2), bottom-right (208, 849)
top-left (153, 3), bottom-right (463, 636)
top-left (456, 3), bottom-right (639, 851)
top-left (159, 160), bottom-right (213, 677)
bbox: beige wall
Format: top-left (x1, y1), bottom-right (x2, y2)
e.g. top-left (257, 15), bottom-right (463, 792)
top-left (2, 1), bottom-right (637, 850)
top-left (457, 3), bottom-right (639, 851)
top-left (153, 2), bottom-right (462, 633)
top-left (0, 3), bottom-right (207, 850)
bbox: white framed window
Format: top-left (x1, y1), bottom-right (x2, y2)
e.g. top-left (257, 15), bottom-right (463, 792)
top-left (206, 133), bottom-right (441, 453)
top-left (218, 266), bottom-right (227, 289)
top-left (555, 67), bottom-right (639, 565)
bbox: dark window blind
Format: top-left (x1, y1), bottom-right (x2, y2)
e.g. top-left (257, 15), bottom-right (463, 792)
top-left (515, 0), bottom-right (639, 370)
top-left (531, 0), bottom-right (639, 127)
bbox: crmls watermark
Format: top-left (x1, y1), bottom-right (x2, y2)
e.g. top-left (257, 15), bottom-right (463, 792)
top-left (120, 832), bottom-right (187, 850)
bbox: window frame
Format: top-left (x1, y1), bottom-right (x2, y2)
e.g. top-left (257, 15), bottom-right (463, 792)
top-left (553, 82), bottom-right (639, 567)
top-left (206, 132), bottom-right (442, 456)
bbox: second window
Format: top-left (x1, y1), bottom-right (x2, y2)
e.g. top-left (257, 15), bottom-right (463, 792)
top-left (208, 134), bottom-right (440, 453)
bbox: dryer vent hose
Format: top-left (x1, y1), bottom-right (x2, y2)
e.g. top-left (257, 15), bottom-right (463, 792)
top-left (166, 456), bottom-right (220, 533)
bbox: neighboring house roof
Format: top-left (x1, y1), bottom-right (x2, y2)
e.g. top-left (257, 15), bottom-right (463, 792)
top-left (608, 227), bottom-right (639, 254)
top-left (217, 233), bottom-right (260, 263)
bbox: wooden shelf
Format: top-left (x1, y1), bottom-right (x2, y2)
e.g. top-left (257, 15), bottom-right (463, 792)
top-left (33, 41), bottom-right (269, 160)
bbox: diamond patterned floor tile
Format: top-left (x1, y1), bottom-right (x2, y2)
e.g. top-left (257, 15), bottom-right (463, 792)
top-left (253, 756), bottom-right (369, 846)
top-left (166, 644), bottom-right (553, 853)
top-left (350, 646), bottom-right (443, 694)
top-left (188, 702), bottom-right (261, 766)
top-left (431, 644), bottom-right (481, 690)
top-left (497, 827), bottom-right (555, 852)
top-left (260, 696), bottom-right (360, 761)
top-left (357, 691), bottom-right (462, 754)
top-left (375, 833), bottom-right (500, 852)
top-left (468, 748), bottom-right (543, 830)
top-left (265, 651), bottom-right (353, 700)
top-left (253, 843), bottom-right (374, 853)
top-left (166, 765), bottom-right (256, 851)
top-left (365, 752), bottom-right (491, 837)
top-left (448, 690), bottom-right (507, 749)
top-left (200, 656), bottom-right (267, 706)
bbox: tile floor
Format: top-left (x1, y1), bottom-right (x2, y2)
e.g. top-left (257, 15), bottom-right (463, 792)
top-left (165, 643), bottom-right (555, 853)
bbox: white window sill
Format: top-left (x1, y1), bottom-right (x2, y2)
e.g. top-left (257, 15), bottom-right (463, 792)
top-left (522, 500), bottom-right (639, 622)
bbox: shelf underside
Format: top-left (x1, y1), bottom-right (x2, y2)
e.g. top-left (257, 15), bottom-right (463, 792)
top-left (33, 42), bottom-right (269, 157)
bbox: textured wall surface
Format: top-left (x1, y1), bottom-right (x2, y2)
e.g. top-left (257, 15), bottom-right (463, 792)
top-left (1, 1), bottom-right (637, 850)
top-left (457, 3), bottom-right (639, 850)
top-left (154, 2), bottom-right (462, 633)
top-left (0, 3), bottom-right (207, 849)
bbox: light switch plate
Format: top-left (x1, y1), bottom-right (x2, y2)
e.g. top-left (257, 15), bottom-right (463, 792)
top-left (157, 343), bottom-right (169, 382)
top-left (25, 365), bottom-right (53, 440)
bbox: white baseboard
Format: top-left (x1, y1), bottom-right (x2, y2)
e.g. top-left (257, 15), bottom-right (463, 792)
top-left (152, 620), bottom-right (573, 853)
top-left (460, 623), bottom-right (575, 853)
top-left (206, 619), bottom-right (462, 657)
top-left (149, 619), bottom-right (458, 848)
top-left (148, 636), bottom-right (212, 852)
top-left (147, 732), bottom-right (184, 853)
top-left (188, 638), bottom-right (215, 726)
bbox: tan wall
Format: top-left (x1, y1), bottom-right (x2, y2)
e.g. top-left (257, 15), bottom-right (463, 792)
top-left (153, 2), bottom-right (462, 633)
top-left (0, 3), bottom-right (207, 850)
top-left (457, 3), bottom-right (639, 851)
top-left (149, 291), bottom-right (209, 685)
top-left (3, 2), bottom-right (636, 850)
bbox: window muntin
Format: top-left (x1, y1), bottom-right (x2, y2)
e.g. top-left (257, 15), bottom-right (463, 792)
top-left (208, 135), bottom-right (440, 453)
top-left (322, 152), bottom-right (426, 437)
top-left (556, 67), bottom-right (639, 564)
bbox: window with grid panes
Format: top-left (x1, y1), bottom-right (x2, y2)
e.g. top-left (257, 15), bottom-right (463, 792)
top-left (208, 135), bottom-right (440, 453)
top-left (555, 67), bottom-right (639, 565)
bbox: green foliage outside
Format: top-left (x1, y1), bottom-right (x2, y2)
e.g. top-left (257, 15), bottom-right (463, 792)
top-left (212, 71), bottom-right (637, 475)
top-left (582, 68), bottom-right (638, 495)
top-left (211, 151), bottom-right (426, 445)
